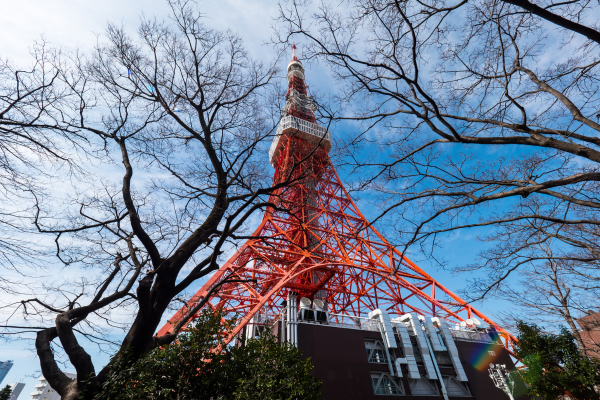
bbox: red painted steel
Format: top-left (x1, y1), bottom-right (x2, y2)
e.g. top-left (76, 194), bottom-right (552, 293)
top-left (157, 50), bottom-right (517, 353)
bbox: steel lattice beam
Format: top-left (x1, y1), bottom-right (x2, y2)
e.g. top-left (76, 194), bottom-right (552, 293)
top-left (157, 49), bottom-right (517, 354)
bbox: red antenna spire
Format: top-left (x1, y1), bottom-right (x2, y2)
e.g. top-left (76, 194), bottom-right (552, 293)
top-left (283, 41), bottom-right (315, 123)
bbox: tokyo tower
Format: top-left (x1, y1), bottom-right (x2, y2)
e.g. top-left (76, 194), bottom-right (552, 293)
top-left (157, 44), bottom-right (517, 355)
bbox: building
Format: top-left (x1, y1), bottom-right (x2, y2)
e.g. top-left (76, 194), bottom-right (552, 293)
top-left (8, 382), bottom-right (25, 400)
top-left (0, 361), bottom-right (13, 385)
top-left (29, 373), bottom-right (75, 400)
top-left (577, 311), bottom-right (600, 358)
top-left (246, 298), bottom-right (528, 399)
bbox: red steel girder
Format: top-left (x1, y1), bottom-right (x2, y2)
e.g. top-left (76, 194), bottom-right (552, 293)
top-left (158, 57), bottom-right (517, 353)
top-left (157, 135), bottom-right (517, 353)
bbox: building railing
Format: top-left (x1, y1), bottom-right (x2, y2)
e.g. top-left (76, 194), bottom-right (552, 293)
top-left (449, 328), bottom-right (499, 344)
top-left (325, 313), bottom-right (380, 331)
top-left (269, 116), bottom-right (332, 164)
top-left (273, 307), bottom-right (499, 344)
top-left (275, 308), bottom-right (380, 332)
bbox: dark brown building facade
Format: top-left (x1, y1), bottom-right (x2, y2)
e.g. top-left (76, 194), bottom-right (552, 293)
top-left (266, 302), bottom-right (529, 400)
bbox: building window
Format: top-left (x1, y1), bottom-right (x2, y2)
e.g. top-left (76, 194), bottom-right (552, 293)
top-left (365, 339), bottom-right (389, 363)
top-left (435, 351), bottom-right (452, 365)
top-left (371, 372), bottom-right (405, 395)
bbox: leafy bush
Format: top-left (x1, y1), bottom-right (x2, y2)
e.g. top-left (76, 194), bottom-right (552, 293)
top-left (93, 310), bottom-right (321, 400)
top-left (515, 322), bottom-right (600, 399)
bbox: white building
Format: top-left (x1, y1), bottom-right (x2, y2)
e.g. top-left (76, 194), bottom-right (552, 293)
top-left (8, 382), bottom-right (25, 400)
top-left (29, 373), bottom-right (76, 400)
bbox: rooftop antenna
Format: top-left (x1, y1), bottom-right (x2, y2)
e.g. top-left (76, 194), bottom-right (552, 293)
top-left (488, 364), bottom-right (515, 400)
top-left (292, 42), bottom-right (298, 61)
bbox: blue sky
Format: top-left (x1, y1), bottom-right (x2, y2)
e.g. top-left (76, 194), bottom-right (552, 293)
top-left (0, 0), bottom-right (539, 396)
top-left (0, 0), bottom-right (284, 394)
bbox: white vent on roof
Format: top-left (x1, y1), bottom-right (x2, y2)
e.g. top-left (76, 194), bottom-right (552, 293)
top-left (299, 297), bottom-right (311, 309)
top-left (313, 299), bottom-right (325, 311)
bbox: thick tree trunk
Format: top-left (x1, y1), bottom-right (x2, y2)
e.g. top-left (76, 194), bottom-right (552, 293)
top-left (36, 329), bottom-right (74, 395)
top-left (60, 381), bottom-right (80, 400)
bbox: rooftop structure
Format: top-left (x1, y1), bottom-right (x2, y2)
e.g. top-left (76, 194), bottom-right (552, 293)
top-left (244, 301), bottom-right (527, 398)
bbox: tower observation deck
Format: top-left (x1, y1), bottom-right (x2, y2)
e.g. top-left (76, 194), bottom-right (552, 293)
top-left (269, 44), bottom-right (331, 165)
top-left (158, 46), bottom-right (522, 399)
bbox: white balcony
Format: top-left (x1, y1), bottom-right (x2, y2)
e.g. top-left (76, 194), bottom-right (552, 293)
top-left (269, 116), bottom-right (332, 166)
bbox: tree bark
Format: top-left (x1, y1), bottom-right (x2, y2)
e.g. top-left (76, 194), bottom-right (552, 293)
top-left (501, 0), bottom-right (600, 45)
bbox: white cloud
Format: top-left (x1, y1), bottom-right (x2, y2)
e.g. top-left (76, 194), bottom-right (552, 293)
top-left (0, 0), bottom-right (284, 396)
top-left (0, 0), bottom-right (280, 64)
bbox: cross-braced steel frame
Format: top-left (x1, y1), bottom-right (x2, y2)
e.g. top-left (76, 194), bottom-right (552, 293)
top-left (158, 132), bottom-right (517, 352)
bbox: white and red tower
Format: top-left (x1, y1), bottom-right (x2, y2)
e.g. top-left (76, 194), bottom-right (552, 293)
top-left (158, 46), bottom-right (516, 354)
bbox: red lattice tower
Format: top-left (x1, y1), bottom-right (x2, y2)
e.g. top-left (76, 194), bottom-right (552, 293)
top-left (158, 45), bottom-right (517, 352)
